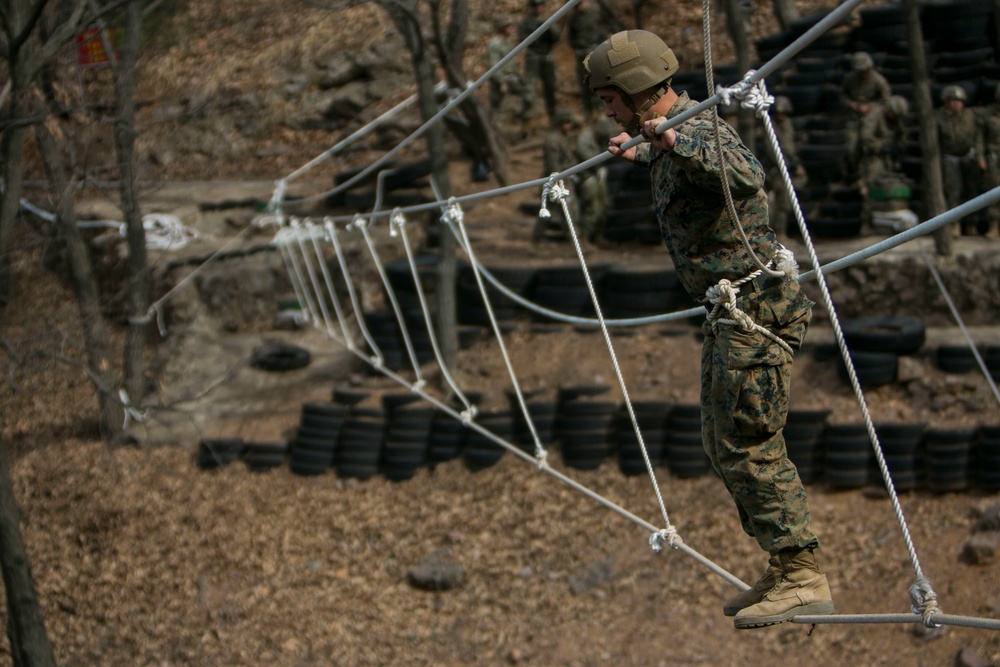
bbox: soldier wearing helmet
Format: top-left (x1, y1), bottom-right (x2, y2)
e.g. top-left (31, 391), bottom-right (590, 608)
top-left (517, 0), bottom-right (560, 123)
top-left (486, 15), bottom-right (524, 123)
top-left (840, 51), bottom-right (892, 177)
top-left (858, 94), bottom-right (910, 186)
top-left (587, 30), bottom-right (834, 629)
top-left (977, 82), bottom-right (1000, 237)
top-left (937, 84), bottom-right (986, 235)
top-left (532, 110), bottom-right (608, 248)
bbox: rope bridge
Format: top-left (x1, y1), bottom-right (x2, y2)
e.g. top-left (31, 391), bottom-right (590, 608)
top-left (134, 0), bottom-right (1000, 632)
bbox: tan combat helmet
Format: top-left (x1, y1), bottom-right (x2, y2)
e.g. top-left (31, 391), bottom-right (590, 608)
top-left (852, 51), bottom-right (874, 72)
top-left (941, 84), bottom-right (967, 103)
top-left (583, 30), bottom-right (679, 95)
top-left (583, 30), bottom-right (679, 132)
top-left (887, 95), bottom-right (909, 117)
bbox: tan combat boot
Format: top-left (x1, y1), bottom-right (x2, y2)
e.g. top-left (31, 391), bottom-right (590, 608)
top-left (723, 555), bottom-right (780, 617)
top-left (733, 548), bottom-right (834, 629)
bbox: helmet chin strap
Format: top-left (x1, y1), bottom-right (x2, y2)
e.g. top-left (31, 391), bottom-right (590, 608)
top-left (626, 86), bottom-right (666, 134)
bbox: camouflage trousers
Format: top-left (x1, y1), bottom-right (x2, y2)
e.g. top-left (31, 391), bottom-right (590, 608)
top-left (699, 277), bottom-right (819, 555)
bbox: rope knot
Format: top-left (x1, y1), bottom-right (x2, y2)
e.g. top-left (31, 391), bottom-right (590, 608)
top-left (348, 214), bottom-right (368, 231)
top-left (389, 209), bottom-right (406, 237)
top-left (539, 174), bottom-right (563, 218)
top-left (743, 78), bottom-right (775, 119)
top-left (460, 405), bottom-right (478, 425)
top-left (649, 527), bottom-right (681, 553)
top-left (705, 279), bottom-right (739, 311)
top-left (773, 245), bottom-right (799, 281)
top-left (443, 200), bottom-right (464, 227)
top-left (118, 389), bottom-right (149, 430)
top-left (909, 577), bottom-right (942, 627)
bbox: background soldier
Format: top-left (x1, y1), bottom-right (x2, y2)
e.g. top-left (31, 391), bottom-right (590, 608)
top-left (840, 51), bottom-right (891, 178)
top-left (858, 96), bottom-right (912, 233)
top-left (486, 16), bottom-right (524, 126)
top-left (518, 0), bottom-right (560, 124)
top-left (567, 0), bottom-right (604, 116)
top-left (978, 82), bottom-right (1000, 238)
top-left (937, 84), bottom-right (986, 235)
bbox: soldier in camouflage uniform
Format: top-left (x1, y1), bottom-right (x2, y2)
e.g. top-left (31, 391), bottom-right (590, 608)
top-left (486, 16), bottom-right (524, 123)
top-left (840, 52), bottom-right (892, 178)
top-left (567, 0), bottom-right (604, 115)
top-left (858, 95), bottom-right (909, 186)
top-left (533, 110), bottom-right (607, 246)
top-left (937, 85), bottom-right (986, 235)
top-left (978, 83), bottom-right (1000, 238)
top-left (518, 0), bottom-right (560, 124)
top-left (586, 30), bottom-right (834, 629)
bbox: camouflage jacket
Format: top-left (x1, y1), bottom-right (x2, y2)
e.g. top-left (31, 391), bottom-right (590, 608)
top-left (859, 104), bottom-right (905, 160)
top-left (486, 36), bottom-right (520, 82)
top-left (979, 105), bottom-right (1000, 155)
top-left (543, 129), bottom-right (576, 177)
top-left (567, 4), bottom-right (603, 54)
top-left (518, 16), bottom-right (559, 55)
top-left (839, 70), bottom-right (891, 111)
top-left (633, 92), bottom-right (777, 300)
top-left (936, 107), bottom-right (983, 158)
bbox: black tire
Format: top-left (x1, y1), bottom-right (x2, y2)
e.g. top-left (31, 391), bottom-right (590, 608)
top-left (837, 350), bottom-right (899, 387)
top-left (250, 344), bottom-right (311, 372)
top-left (844, 317), bottom-right (923, 354)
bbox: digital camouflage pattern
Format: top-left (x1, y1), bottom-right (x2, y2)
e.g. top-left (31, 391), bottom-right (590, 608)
top-left (635, 91), bottom-right (819, 554)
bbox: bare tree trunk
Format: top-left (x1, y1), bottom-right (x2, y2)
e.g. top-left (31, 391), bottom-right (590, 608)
top-left (772, 0), bottom-right (800, 32)
top-left (724, 0), bottom-right (755, 151)
top-left (33, 103), bottom-right (126, 442)
top-left (0, 429), bottom-right (57, 667)
top-left (904, 0), bottom-right (951, 256)
top-left (0, 65), bottom-right (33, 306)
top-left (433, 0), bottom-right (509, 185)
top-left (112, 1), bottom-right (150, 406)
top-left (381, 1), bottom-right (458, 375)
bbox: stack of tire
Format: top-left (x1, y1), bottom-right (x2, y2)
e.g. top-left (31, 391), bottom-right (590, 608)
top-left (784, 409), bottom-right (829, 484)
top-left (196, 437), bottom-right (245, 470)
top-left (556, 386), bottom-right (617, 471)
top-left (600, 161), bottom-right (658, 244)
top-left (530, 265), bottom-right (607, 322)
top-left (935, 343), bottom-right (980, 375)
top-left (289, 402), bottom-right (345, 476)
top-left (327, 158), bottom-right (432, 211)
top-left (664, 403), bottom-right (711, 478)
top-left (615, 400), bottom-right (668, 476)
top-left (873, 422), bottom-right (925, 492)
top-left (383, 254), bottom-right (439, 364)
top-left (822, 422), bottom-right (872, 489)
top-left (335, 404), bottom-right (384, 480)
top-left (838, 315), bottom-right (926, 388)
top-left (382, 393), bottom-right (432, 482)
top-left (977, 425), bottom-right (1000, 491)
top-left (924, 427), bottom-right (976, 493)
top-left (510, 391), bottom-right (558, 455)
top-left (463, 407), bottom-right (513, 472)
top-left (242, 441), bottom-right (288, 473)
top-left (360, 310), bottom-right (407, 372)
top-left (599, 266), bottom-right (687, 321)
top-left (457, 262), bottom-right (537, 326)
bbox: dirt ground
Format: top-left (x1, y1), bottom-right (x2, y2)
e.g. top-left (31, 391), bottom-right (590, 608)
top-left (2, 0), bottom-right (1000, 665)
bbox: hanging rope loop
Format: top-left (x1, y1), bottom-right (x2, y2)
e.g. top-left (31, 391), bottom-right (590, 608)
top-left (389, 208), bottom-right (406, 237)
